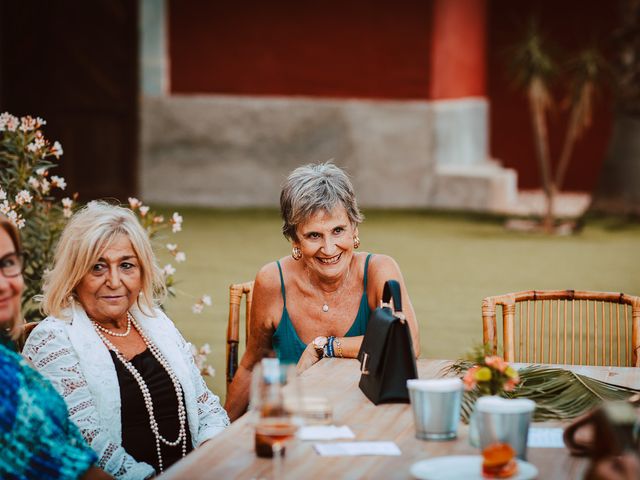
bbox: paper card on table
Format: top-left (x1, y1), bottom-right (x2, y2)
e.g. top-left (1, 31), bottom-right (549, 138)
top-left (298, 425), bottom-right (355, 441)
top-left (527, 427), bottom-right (565, 448)
top-left (313, 441), bottom-right (401, 456)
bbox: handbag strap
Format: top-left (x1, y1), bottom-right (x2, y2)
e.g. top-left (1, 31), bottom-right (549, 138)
top-left (382, 280), bottom-right (403, 312)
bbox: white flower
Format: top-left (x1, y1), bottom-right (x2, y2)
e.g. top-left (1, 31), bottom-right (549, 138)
top-left (16, 218), bottom-right (25, 229)
top-left (6, 210), bottom-right (23, 229)
top-left (39, 178), bottom-right (50, 194)
top-left (175, 251), bottom-right (186, 263)
top-left (203, 365), bottom-right (215, 377)
top-left (0, 200), bottom-right (10, 215)
top-left (5, 114), bottom-right (19, 132)
top-left (199, 343), bottom-right (211, 355)
top-left (62, 197), bottom-right (73, 208)
top-left (153, 215), bottom-right (164, 224)
top-left (163, 264), bottom-right (176, 276)
top-left (50, 175), bottom-right (66, 190)
top-left (50, 141), bottom-right (63, 159)
top-left (171, 212), bottom-right (183, 233)
top-left (201, 295), bottom-right (212, 306)
top-left (28, 177), bottom-right (40, 189)
top-left (63, 207), bottom-right (73, 218)
top-left (36, 167), bottom-right (48, 176)
top-left (36, 117), bottom-right (46, 127)
top-left (26, 142), bottom-right (39, 153)
top-left (191, 303), bottom-right (204, 314)
top-left (19, 116), bottom-right (37, 132)
top-left (166, 243), bottom-right (177, 252)
top-left (128, 197), bottom-right (142, 209)
top-left (0, 189), bottom-right (6, 201)
top-left (15, 190), bottom-right (32, 206)
top-left (139, 205), bottom-right (149, 217)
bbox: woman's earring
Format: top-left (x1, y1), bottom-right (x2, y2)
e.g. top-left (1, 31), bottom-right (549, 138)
top-left (353, 236), bottom-right (360, 249)
top-left (292, 246), bottom-right (302, 260)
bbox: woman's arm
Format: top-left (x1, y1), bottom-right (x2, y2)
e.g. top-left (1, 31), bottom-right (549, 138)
top-left (224, 263), bottom-right (281, 421)
top-left (367, 254), bottom-right (421, 357)
top-left (23, 320), bottom-right (156, 480)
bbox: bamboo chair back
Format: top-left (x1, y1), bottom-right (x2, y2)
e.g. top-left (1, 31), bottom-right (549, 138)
top-left (226, 281), bottom-right (254, 392)
top-left (482, 290), bottom-right (640, 367)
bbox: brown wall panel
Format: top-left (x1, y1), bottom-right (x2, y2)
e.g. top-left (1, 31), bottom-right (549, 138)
top-left (169, 0), bottom-right (434, 99)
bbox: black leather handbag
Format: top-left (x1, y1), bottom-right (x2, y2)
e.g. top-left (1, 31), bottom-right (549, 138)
top-left (358, 279), bottom-right (417, 405)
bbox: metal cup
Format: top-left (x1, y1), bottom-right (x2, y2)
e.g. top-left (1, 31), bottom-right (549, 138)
top-left (476, 397), bottom-right (536, 460)
top-left (407, 378), bottom-right (463, 440)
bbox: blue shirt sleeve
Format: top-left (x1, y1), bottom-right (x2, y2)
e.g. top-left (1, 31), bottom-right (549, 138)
top-left (0, 345), bottom-right (98, 480)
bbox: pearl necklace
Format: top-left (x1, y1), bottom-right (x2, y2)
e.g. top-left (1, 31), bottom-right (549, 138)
top-left (92, 313), bottom-right (187, 473)
top-left (92, 312), bottom-right (132, 337)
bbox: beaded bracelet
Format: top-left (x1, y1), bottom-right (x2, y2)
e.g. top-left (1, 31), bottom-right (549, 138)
top-left (334, 337), bottom-right (343, 358)
top-left (327, 336), bottom-right (335, 358)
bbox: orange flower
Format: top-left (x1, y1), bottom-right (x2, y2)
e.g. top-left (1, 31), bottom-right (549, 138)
top-left (485, 355), bottom-right (508, 373)
top-left (504, 378), bottom-right (519, 392)
top-left (463, 365), bottom-right (480, 390)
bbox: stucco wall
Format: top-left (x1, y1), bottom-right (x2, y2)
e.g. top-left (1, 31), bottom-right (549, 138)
top-left (140, 95), bottom-right (514, 211)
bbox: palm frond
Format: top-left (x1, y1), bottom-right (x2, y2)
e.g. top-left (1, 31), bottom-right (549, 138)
top-left (448, 361), bottom-right (640, 423)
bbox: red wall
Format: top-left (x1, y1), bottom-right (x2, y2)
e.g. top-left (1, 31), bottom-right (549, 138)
top-left (430, 0), bottom-right (486, 99)
top-left (488, 0), bottom-right (616, 191)
top-left (169, 0), bottom-right (434, 99)
top-left (169, 0), bottom-right (617, 192)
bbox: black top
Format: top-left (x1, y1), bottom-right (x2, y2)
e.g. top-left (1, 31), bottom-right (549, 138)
top-left (109, 348), bottom-right (193, 472)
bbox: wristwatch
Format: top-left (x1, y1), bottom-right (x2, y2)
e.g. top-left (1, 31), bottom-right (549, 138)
top-left (312, 336), bottom-right (328, 358)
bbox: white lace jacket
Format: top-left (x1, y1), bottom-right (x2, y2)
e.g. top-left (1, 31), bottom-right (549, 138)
top-left (23, 303), bottom-right (230, 479)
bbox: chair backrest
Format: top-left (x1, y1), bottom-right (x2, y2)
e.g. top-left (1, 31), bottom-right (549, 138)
top-left (482, 290), bottom-right (640, 367)
top-left (226, 281), bottom-right (254, 392)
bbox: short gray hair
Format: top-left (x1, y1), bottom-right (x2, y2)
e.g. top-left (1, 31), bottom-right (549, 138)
top-left (280, 162), bottom-right (364, 241)
top-left (41, 201), bottom-right (166, 319)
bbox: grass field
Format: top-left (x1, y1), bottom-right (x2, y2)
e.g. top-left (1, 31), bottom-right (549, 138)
top-left (154, 208), bottom-right (640, 401)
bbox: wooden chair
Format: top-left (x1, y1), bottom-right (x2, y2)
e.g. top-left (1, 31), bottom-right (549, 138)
top-left (226, 281), bottom-right (254, 393)
top-left (482, 290), bottom-right (640, 367)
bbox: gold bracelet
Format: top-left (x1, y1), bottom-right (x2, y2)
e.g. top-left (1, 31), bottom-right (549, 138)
top-left (334, 337), bottom-right (343, 358)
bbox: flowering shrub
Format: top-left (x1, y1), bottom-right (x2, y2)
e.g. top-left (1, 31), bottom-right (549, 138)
top-left (462, 346), bottom-right (520, 396)
top-left (0, 112), bottom-right (215, 376)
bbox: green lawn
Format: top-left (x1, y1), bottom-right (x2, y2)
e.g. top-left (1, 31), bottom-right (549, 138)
top-left (155, 208), bottom-right (640, 402)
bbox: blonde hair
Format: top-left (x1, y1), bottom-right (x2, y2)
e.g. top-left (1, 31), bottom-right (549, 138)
top-left (42, 201), bottom-right (166, 319)
top-left (0, 214), bottom-right (23, 338)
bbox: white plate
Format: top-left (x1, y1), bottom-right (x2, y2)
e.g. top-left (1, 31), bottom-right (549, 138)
top-left (410, 455), bottom-right (538, 480)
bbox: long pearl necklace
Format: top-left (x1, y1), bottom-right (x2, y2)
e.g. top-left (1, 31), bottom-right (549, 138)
top-left (92, 312), bottom-right (132, 337)
top-left (92, 313), bottom-right (187, 473)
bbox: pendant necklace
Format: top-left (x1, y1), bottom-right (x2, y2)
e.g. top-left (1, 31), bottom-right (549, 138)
top-left (314, 262), bottom-right (352, 313)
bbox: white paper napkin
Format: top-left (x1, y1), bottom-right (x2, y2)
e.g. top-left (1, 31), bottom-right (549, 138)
top-left (298, 425), bottom-right (355, 441)
top-left (313, 441), bottom-right (401, 456)
top-left (527, 427), bottom-right (565, 448)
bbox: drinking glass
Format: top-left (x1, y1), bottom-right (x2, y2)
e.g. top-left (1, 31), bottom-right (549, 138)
top-left (250, 359), bottom-right (303, 478)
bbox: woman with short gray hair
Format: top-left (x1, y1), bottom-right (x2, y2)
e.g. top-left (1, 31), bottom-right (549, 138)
top-left (225, 163), bottom-right (420, 421)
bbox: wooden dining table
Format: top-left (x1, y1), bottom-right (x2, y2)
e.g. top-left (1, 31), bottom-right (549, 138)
top-left (161, 358), bottom-right (640, 479)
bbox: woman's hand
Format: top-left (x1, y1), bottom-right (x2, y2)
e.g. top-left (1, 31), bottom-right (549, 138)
top-left (296, 343), bottom-right (322, 374)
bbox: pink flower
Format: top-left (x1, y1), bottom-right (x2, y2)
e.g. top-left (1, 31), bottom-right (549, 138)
top-left (504, 378), bottom-right (519, 392)
top-left (463, 365), bottom-right (480, 390)
top-left (485, 355), bottom-right (508, 373)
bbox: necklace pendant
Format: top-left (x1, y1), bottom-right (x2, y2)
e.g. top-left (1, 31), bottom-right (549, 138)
top-left (322, 304), bottom-right (329, 313)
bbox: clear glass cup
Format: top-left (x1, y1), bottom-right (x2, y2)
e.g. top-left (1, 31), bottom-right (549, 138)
top-left (250, 359), bottom-right (303, 478)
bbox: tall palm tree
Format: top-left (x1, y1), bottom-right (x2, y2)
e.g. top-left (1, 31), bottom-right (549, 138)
top-left (590, 0), bottom-right (640, 217)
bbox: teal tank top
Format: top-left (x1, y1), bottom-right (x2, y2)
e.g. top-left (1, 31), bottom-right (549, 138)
top-left (272, 253), bottom-right (373, 364)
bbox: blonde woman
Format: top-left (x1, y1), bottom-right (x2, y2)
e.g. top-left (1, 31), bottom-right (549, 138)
top-left (0, 214), bottom-right (110, 479)
top-left (24, 202), bottom-right (229, 479)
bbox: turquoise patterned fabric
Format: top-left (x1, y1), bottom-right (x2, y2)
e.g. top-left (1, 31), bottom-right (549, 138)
top-left (0, 343), bottom-right (97, 480)
top-left (272, 254), bottom-right (373, 363)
